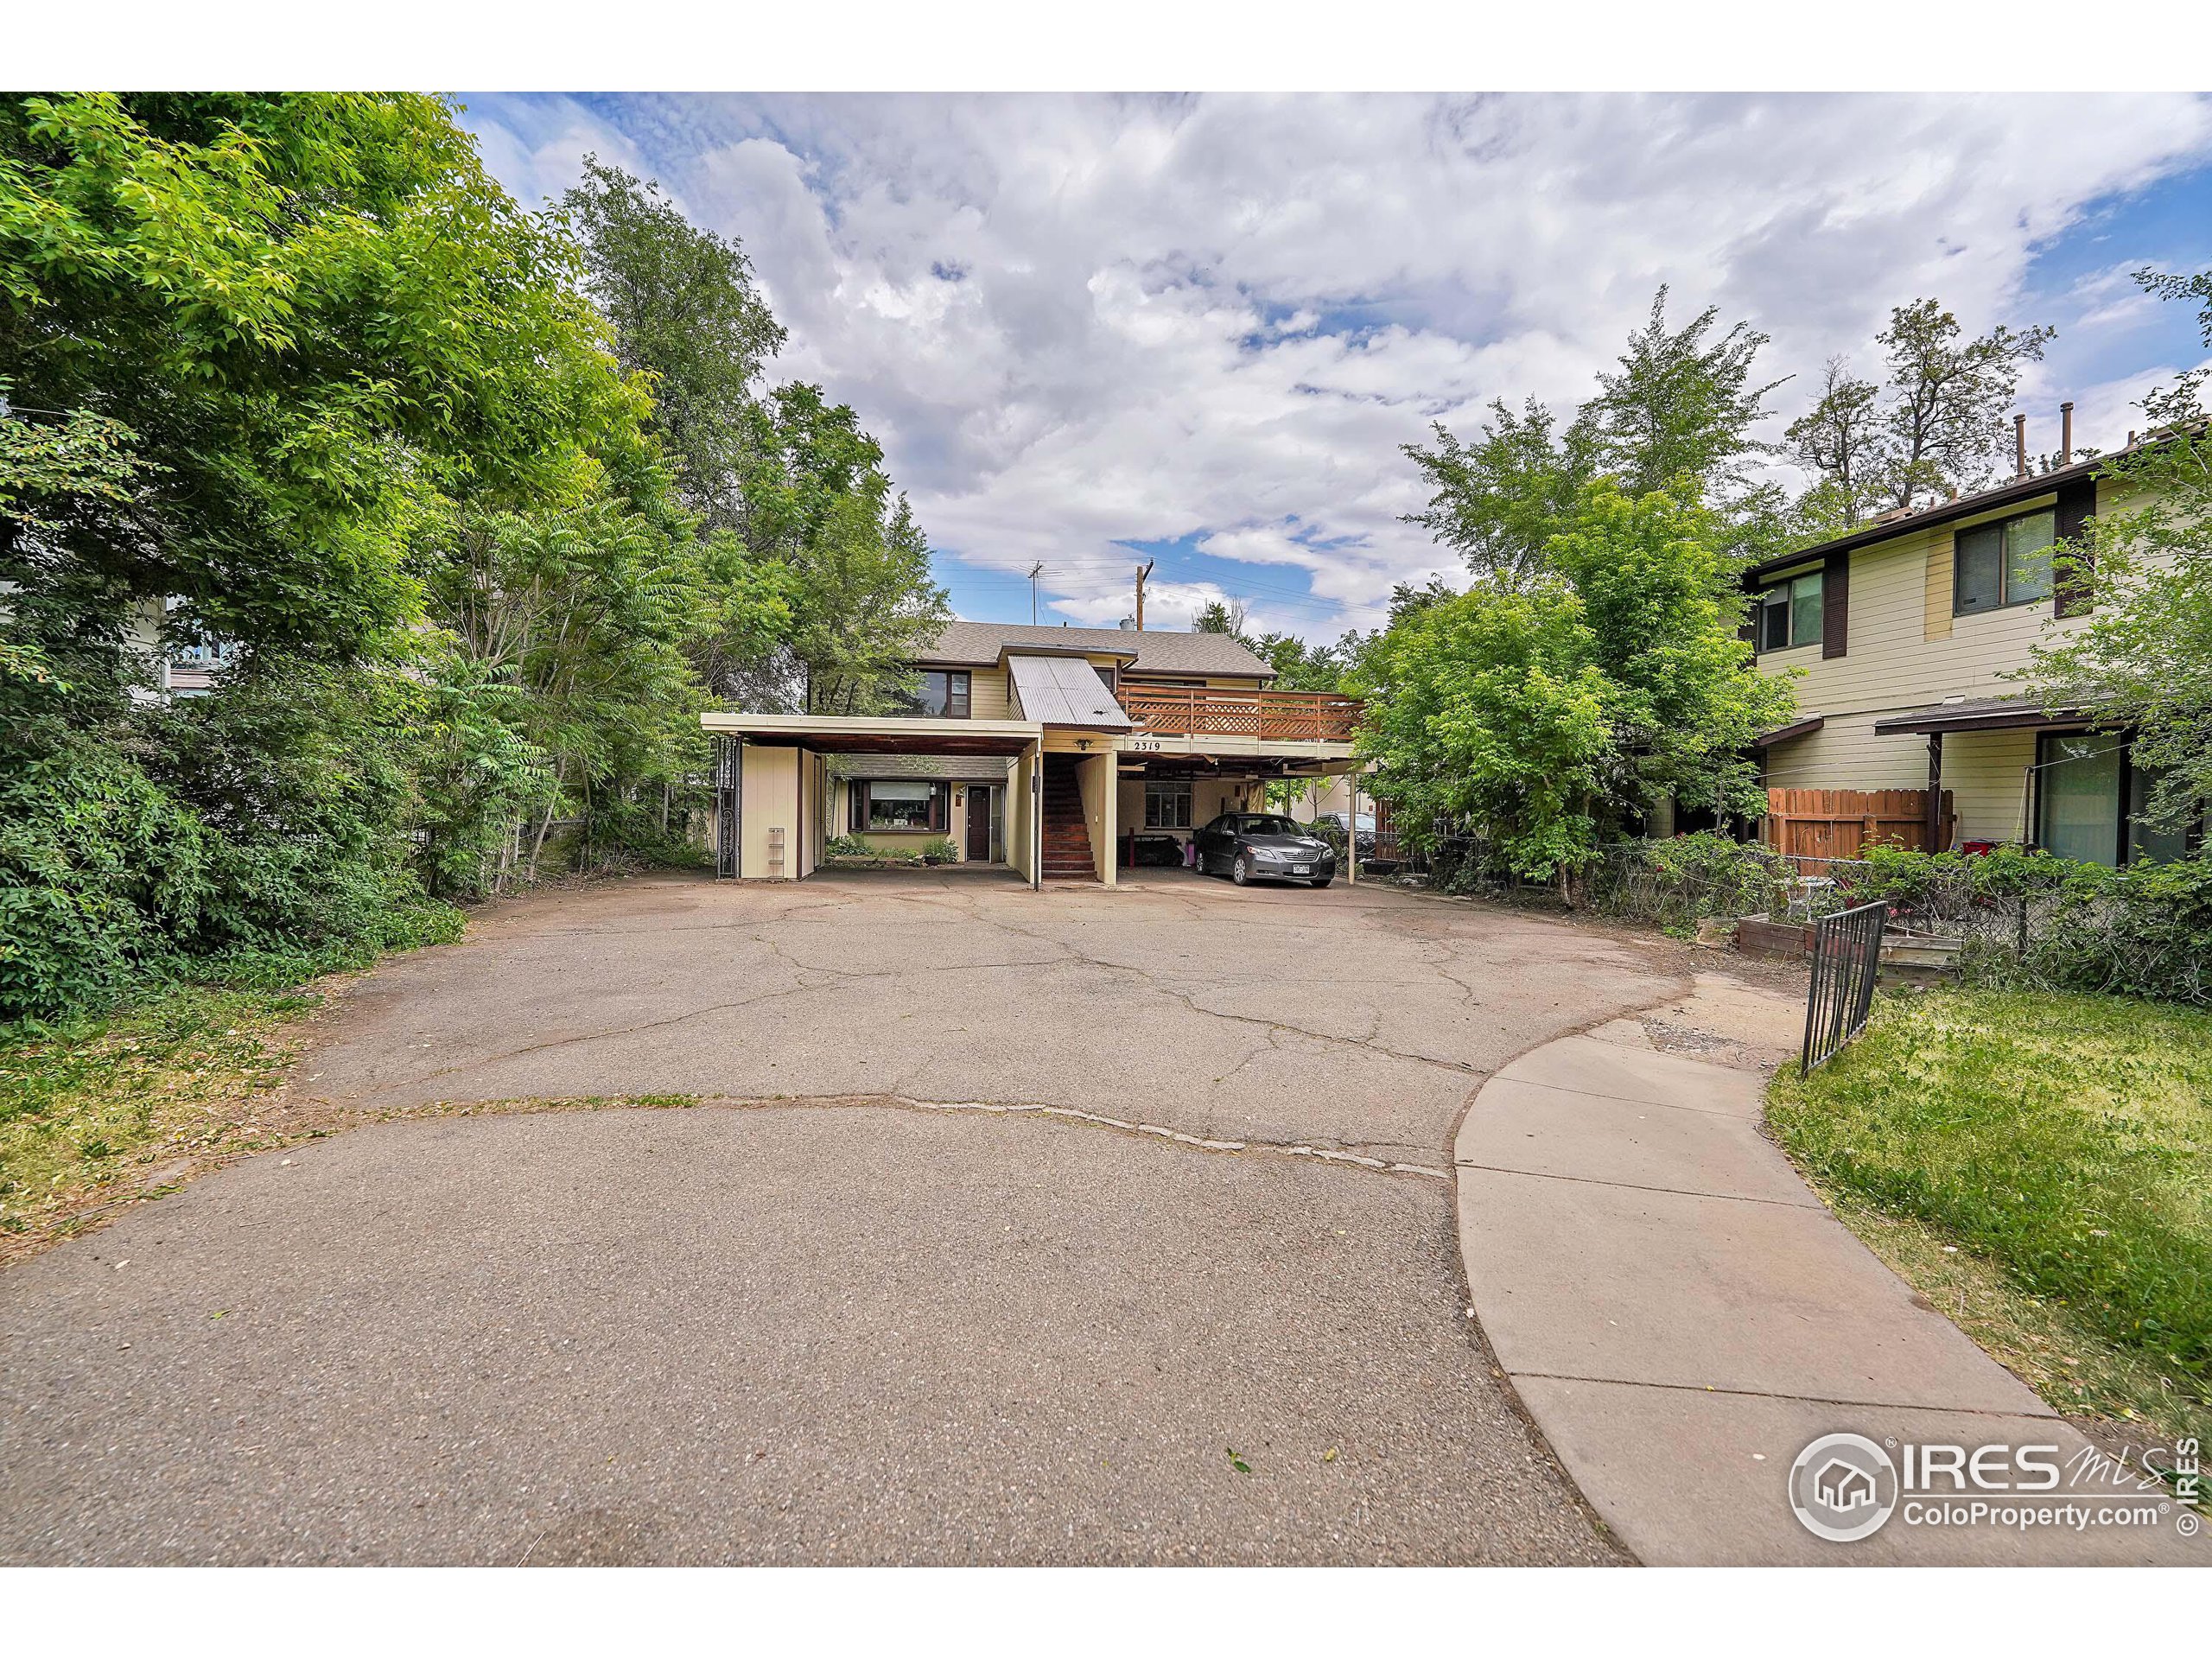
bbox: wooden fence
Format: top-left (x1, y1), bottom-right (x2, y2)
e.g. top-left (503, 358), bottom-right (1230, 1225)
top-left (1762, 787), bottom-right (1953, 861)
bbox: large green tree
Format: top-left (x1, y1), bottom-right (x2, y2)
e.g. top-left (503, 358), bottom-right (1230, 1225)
top-left (0, 94), bottom-right (695, 1011)
top-left (1402, 288), bottom-right (1788, 587)
top-left (1353, 482), bottom-right (1790, 878)
top-left (1786, 297), bottom-right (2055, 529)
top-left (560, 156), bottom-right (785, 532)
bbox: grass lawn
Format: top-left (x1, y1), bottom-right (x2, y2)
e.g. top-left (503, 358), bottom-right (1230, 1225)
top-left (0, 982), bottom-right (317, 1262)
top-left (1, 966), bottom-right (705, 1265)
top-left (1768, 987), bottom-right (2210, 1466)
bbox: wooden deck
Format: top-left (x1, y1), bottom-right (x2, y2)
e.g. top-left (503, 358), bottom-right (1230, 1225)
top-left (1122, 686), bottom-right (1362, 742)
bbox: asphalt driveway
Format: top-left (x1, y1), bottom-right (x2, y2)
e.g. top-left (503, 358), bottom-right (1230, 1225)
top-left (2, 871), bottom-right (1694, 1564)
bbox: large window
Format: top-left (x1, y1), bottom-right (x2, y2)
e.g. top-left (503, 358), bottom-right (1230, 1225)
top-left (899, 670), bottom-right (971, 719)
top-left (1955, 509), bottom-right (2055, 615)
top-left (1144, 779), bottom-right (1192, 830)
top-left (1757, 570), bottom-right (1823, 652)
top-left (2031, 734), bottom-right (2204, 867)
top-left (851, 779), bottom-right (948, 831)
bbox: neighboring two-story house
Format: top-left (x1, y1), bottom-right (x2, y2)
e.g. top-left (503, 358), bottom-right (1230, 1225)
top-left (1745, 435), bottom-right (2194, 868)
top-left (701, 620), bottom-right (1364, 886)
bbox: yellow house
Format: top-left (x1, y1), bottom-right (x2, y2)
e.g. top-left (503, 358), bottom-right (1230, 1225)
top-left (702, 621), bottom-right (1365, 887)
top-left (1745, 432), bottom-right (2194, 867)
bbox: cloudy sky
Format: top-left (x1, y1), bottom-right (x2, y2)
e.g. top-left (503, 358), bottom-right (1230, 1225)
top-left (459, 92), bottom-right (2212, 640)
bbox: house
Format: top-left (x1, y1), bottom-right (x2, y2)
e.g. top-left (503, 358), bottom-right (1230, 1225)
top-left (1745, 418), bottom-right (2198, 868)
top-left (701, 620), bottom-right (1365, 886)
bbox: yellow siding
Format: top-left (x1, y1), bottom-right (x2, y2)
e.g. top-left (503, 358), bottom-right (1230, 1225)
top-left (1943, 730), bottom-right (2037, 844)
top-left (969, 668), bottom-right (1012, 720)
top-left (1923, 533), bottom-right (1953, 641)
top-left (1753, 479), bottom-right (2138, 848)
top-left (1077, 752), bottom-right (1116, 883)
top-left (739, 744), bottom-right (802, 879)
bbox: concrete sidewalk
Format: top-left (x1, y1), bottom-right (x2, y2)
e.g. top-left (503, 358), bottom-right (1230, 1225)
top-left (1455, 986), bottom-right (2206, 1566)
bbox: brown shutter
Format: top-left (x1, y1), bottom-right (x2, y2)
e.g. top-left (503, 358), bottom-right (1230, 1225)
top-left (2054, 477), bottom-right (2095, 617)
top-left (1821, 553), bottom-right (1849, 658)
top-left (1738, 581), bottom-right (1758, 646)
top-left (850, 781), bottom-right (868, 830)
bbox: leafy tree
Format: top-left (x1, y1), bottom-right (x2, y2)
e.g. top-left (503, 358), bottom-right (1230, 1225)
top-left (1253, 629), bottom-right (1356, 692)
top-left (783, 490), bottom-right (949, 715)
top-left (1582, 288), bottom-right (1789, 511)
top-left (1402, 289), bottom-right (1786, 584)
top-left (1783, 358), bottom-right (1885, 534)
top-left (2025, 272), bottom-right (2212, 836)
top-left (1353, 482), bottom-right (1790, 879)
top-left (0, 93), bottom-right (680, 1011)
top-left (1192, 597), bottom-right (1251, 639)
top-left (1401, 398), bottom-right (1595, 589)
top-left (0, 93), bottom-right (645, 691)
top-left (560, 157), bottom-right (785, 532)
top-left (1789, 299), bottom-right (2054, 527)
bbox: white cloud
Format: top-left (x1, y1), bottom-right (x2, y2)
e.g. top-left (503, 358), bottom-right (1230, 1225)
top-left (456, 92), bottom-right (2212, 637)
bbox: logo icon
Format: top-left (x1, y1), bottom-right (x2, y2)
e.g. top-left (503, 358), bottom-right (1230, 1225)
top-left (1789, 1433), bottom-right (1899, 1541)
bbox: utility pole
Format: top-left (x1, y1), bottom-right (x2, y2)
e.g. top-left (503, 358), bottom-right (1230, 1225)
top-left (1027, 561), bottom-right (1044, 625)
top-left (1134, 560), bottom-right (1155, 631)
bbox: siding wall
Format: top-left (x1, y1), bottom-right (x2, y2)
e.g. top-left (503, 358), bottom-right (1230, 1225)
top-left (1753, 480), bottom-right (2125, 846)
top-left (739, 744), bottom-right (803, 879)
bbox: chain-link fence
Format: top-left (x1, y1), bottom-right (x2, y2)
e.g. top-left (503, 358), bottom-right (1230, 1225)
top-left (1374, 825), bottom-right (2209, 1005)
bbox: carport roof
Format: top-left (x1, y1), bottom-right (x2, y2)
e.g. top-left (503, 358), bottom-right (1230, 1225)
top-left (700, 711), bottom-right (1042, 754)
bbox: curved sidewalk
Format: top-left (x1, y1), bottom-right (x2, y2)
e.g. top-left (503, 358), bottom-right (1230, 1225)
top-left (1454, 987), bottom-right (2205, 1566)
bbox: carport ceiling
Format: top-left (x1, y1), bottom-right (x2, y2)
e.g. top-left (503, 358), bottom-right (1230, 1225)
top-left (748, 733), bottom-right (1034, 755)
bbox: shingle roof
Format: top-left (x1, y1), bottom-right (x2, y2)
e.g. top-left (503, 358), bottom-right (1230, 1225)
top-left (918, 620), bottom-right (1273, 679)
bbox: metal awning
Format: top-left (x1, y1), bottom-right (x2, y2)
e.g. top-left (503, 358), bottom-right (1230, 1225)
top-left (699, 712), bottom-right (1042, 754)
top-left (1753, 715), bottom-right (1825, 747)
top-left (1871, 697), bottom-right (2098, 736)
top-left (1006, 653), bottom-right (1134, 729)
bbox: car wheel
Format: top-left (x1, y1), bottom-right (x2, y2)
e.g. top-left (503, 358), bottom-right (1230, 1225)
top-left (1230, 853), bottom-right (1250, 887)
top-left (1311, 878), bottom-right (1332, 888)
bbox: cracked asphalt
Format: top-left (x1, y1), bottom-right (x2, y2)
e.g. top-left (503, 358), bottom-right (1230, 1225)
top-left (2, 870), bottom-right (1689, 1564)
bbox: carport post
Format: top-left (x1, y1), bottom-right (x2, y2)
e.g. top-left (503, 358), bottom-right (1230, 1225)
top-left (1029, 738), bottom-right (1042, 891)
top-left (1347, 772), bottom-right (1357, 887)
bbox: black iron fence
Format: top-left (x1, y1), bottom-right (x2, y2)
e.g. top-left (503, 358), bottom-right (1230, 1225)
top-left (1802, 900), bottom-right (1886, 1076)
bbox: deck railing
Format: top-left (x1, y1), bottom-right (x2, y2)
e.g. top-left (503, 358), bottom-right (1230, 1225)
top-left (1122, 686), bottom-right (1363, 742)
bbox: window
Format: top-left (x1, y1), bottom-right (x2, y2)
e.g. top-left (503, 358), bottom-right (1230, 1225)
top-left (852, 779), bottom-right (947, 831)
top-left (1757, 570), bottom-right (1823, 652)
top-left (900, 671), bottom-right (971, 719)
top-left (1955, 509), bottom-right (2055, 615)
top-left (1144, 779), bottom-right (1192, 830)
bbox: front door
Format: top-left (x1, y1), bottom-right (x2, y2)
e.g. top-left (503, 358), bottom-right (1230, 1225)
top-left (965, 785), bottom-right (993, 862)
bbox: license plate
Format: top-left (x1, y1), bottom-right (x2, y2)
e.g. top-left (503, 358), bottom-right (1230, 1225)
top-left (1292, 864), bottom-right (1311, 875)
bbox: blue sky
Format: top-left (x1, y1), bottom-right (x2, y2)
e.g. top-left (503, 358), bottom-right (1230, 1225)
top-left (459, 93), bottom-right (2212, 639)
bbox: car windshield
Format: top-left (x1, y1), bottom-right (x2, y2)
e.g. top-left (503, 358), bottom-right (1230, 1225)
top-left (1235, 816), bottom-right (1303, 836)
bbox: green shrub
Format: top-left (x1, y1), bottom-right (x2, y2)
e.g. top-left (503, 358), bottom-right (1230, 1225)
top-left (1837, 845), bottom-right (2211, 1007)
top-left (920, 836), bottom-right (958, 863)
top-left (0, 738), bottom-right (211, 1019)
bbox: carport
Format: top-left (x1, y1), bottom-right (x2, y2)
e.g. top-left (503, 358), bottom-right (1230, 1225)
top-left (702, 712), bottom-right (1052, 887)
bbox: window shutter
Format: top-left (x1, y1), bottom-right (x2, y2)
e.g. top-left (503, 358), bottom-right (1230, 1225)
top-left (1821, 553), bottom-right (1849, 658)
top-left (1737, 586), bottom-right (1757, 646)
top-left (850, 781), bottom-right (868, 830)
top-left (2053, 477), bottom-right (2095, 618)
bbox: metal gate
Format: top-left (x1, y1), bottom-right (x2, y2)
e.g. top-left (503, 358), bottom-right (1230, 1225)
top-left (714, 738), bottom-right (739, 879)
top-left (1801, 899), bottom-right (1885, 1076)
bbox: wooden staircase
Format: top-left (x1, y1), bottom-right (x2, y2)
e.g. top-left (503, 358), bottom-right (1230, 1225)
top-left (1040, 758), bottom-right (1097, 881)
